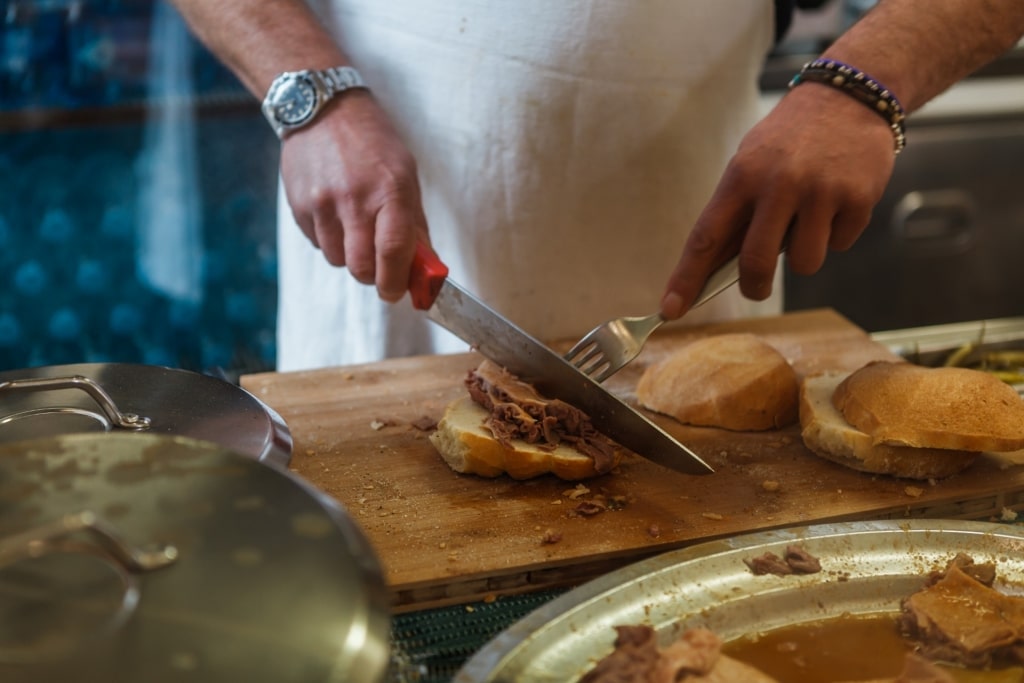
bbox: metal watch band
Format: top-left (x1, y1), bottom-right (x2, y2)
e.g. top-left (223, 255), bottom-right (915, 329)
top-left (319, 66), bottom-right (367, 96)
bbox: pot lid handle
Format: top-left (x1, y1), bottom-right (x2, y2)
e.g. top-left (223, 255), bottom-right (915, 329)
top-left (0, 510), bottom-right (178, 573)
top-left (0, 376), bottom-right (152, 430)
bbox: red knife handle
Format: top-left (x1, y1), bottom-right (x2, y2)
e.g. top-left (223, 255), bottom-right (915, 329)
top-left (409, 242), bottom-right (449, 310)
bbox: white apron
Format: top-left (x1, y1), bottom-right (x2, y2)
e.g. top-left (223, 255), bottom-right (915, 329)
top-left (277, 0), bottom-right (780, 371)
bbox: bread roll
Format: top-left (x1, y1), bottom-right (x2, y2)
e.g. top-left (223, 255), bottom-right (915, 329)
top-left (832, 361), bottom-right (1024, 452)
top-left (800, 372), bottom-right (979, 480)
top-left (636, 333), bottom-right (799, 431)
top-left (429, 396), bottom-right (624, 480)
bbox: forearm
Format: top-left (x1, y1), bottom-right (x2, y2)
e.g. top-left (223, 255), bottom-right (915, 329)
top-left (168, 0), bottom-right (349, 97)
top-left (822, 0), bottom-right (1024, 113)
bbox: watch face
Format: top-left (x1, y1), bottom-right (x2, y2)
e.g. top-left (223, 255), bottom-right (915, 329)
top-left (270, 74), bottom-right (318, 127)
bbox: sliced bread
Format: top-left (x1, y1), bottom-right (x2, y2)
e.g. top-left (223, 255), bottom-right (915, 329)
top-left (800, 372), bottom-right (979, 480)
top-left (636, 333), bottom-right (799, 431)
top-left (832, 361), bottom-right (1024, 452)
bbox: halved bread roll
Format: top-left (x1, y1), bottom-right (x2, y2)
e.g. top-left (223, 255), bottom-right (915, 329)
top-left (832, 361), bottom-right (1024, 452)
top-left (800, 372), bottom-right (979, 480)
top-left (429, 396), bottom-right (625, 480)
top-left (636, 333), bottom-right (799, 431)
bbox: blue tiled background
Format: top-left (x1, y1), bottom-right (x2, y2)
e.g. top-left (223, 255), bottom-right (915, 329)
top-left (1, 0), bottom-right (280, 376)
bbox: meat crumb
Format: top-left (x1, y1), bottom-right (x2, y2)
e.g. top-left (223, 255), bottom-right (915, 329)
top-left (647, 524), bottom-right (661, 538)
top-left (904, 486), bottom-right (924, 498)
top-left (574, 500), bottom-right (607, 517)
top-left (411, 415), bottom-right (438, 431)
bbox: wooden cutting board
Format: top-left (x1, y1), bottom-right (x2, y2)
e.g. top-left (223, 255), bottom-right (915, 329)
top-left (241, 309), bottom-right (1024, 613)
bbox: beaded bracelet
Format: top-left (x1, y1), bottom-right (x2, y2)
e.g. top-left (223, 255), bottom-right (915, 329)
top-left (789, 58), bottom-right (907, 155)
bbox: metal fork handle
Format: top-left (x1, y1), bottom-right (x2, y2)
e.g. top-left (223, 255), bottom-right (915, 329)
top-left (691, 252), bottom-right (741, 311)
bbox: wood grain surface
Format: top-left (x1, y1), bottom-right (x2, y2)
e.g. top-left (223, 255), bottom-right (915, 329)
top-left (241, 309), bottom-right (1024, 612)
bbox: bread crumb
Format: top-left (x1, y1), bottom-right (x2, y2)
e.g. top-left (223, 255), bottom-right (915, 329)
top-left (1001, 507), bottom-right (1019, 521)
top-left (370, 419), bottom-right (391, 430)
top-left (465, 605), bottom-right (475, 612)
top-left (483, 594), bottom-right (497, 603)
top-left (550, 499), bottom-right (562, 505)
top-left (701, 512), bottom-right (724, 521)
top-left (306, 449), bottom-right (315, 456)
top-left (541, 529), bottom-right (563, 544)
top-left (904, 486), bottom-right (924, 498)
top-left (761, 480), bottom-right (780, 492)
top-left (438, 542), bottom-right (447, 549)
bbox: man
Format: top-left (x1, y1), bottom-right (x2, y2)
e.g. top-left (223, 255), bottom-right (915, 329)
top-left (168, 0), bottom-right (1024, 370)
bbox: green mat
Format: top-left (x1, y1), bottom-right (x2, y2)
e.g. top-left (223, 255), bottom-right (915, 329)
top-left (388, 588), bottom-right (567, 682)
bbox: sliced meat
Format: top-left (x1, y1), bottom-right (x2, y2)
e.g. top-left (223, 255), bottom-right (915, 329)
top-left (744, 545), bottom-right (822, 576)
top-left (466, 360), bottom-right (622, 473)
top-left (900, 562), bottom-right (1024, 667)
top-left (579, 625), bottom-right (661, 683)
top-left (580, 626), bottom-right (780, 683)
top-left (745, 552), bottom-right (795, 576)
top-left (783, 545), bottom-right (822, 574)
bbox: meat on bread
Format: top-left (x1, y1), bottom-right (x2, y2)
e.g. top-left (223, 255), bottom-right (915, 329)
top-left (429, 360), bottom-right (630, 480)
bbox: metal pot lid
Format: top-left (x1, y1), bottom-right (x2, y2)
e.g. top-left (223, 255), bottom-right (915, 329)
top-left (0, 432), bottom-right (391, 683)
top-left (0, 363), bottom-right (291, 469)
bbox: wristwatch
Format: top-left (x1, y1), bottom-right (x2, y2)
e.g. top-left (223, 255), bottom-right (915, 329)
top-left (261, 66), bottom-right (367, 138)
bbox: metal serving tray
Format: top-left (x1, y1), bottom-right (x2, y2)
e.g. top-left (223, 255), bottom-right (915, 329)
top-left (871, 316), bottom-right (1024, 366)
top-left (455, 520), bottom-right (1024, 683)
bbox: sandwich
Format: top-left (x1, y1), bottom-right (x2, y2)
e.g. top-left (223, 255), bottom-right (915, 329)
top-left (800, 360), bottom-right (1024, 480)
top-left (429, 360), bottom-right (632, 480)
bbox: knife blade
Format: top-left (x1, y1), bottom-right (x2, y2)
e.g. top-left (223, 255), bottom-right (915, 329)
top-left (408, 243), bottom-right (712, 475)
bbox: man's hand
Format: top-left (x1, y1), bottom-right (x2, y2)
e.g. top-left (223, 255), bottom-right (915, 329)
top-left (660, 84), bottom-right (896, 320)
top-left (280, 91), bottom-right (430, 302)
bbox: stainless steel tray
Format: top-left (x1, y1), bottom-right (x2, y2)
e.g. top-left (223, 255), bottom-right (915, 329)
top-left (455, 520), bottom-right (1024, 683)
top-left (871, 316), bottom-right (1024, 366)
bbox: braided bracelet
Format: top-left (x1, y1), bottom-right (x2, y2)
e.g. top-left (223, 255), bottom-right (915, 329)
top-left (789, 58), bottom-right (907, 155)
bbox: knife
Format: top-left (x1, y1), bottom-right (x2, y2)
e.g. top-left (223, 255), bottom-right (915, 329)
top-left (408, 243), bottom-right (713, 475)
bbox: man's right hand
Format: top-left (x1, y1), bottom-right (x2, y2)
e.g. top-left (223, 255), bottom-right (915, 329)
top-left (279, 90), bottom-right (431, 302)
